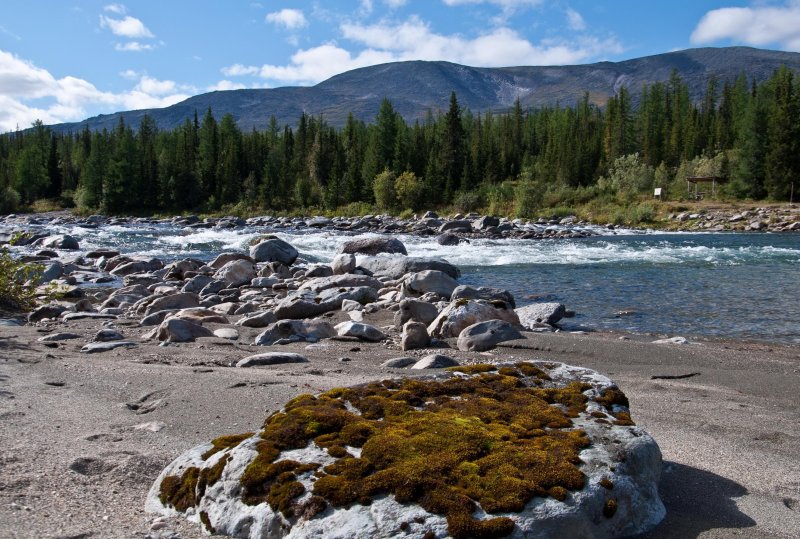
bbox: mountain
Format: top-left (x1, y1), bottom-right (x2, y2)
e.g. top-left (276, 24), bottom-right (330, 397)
top-left (51, 47), bottom-right (800, 133)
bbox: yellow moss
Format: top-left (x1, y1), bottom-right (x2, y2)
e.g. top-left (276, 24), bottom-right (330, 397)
top-left (201, 432), bottom-right (253, 460)
top-left (599, 477), bottom-right (614, 490)
top-left (446, 364), bottom-right (498, 374)
top-left (233, 363), bottom-right (594, 538)
top-left (594, 387), bottom-right (630, 409)
top-left (199, 511), bottom-right (215, 534)
top-left (612, 412), bottom-right (636, 426)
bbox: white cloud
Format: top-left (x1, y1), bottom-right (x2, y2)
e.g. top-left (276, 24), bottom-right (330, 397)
top-left (384, 0), bottom-right (407, 8)
top-left (222, 16), bottom-right (622, 86)
top-left (208, 80), bottom-right (247, 92)
top-left (0, 49), bottom-right (191, 132)
top-left (691, 3), bottom-right (800, 49)
top-left (566, 8), bottom-right (586, 31)
top-left (119, 69), bottom-right (141, 80)
top-left (114, 41), bottom-right (156, 52)
top-left (360, 0), bottom-right (374, 15)
top-left (99, 14), bottom-right (155, 39)
top-left (103, 3), bottom-right (127, 15)
top-left (265, 8), bottom-right (308, 30)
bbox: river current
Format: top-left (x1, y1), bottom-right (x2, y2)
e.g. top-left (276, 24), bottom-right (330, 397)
top-left (23, 221), bottom-right (800, 344)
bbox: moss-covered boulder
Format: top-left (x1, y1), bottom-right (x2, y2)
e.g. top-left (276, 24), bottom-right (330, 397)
top-left (146, 362), bottom-right (664, 538)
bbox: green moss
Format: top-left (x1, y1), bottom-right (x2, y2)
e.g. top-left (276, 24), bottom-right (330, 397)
top-left (446, 364), bottom-right (497, 374)
top-left (594, 387), bottom-right (630, 409)
top-left (198, 454), bottom-right (230, 498)
top-left (234, 363), bottom-right (592, 537)
top-left (201, 432), bottom-right (253, 460)
top-left (603, 498), bottom-right (618, 518)
top-left (159, 467), bottom-right (200, 512)
top-left (199, 511), bottom-right (215, 534)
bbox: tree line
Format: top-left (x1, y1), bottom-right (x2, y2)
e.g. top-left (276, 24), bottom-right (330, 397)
top-left (1, 66), bottom-right (798, 216)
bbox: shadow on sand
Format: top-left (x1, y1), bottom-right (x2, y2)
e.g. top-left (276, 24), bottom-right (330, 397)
top-left (639, 461), bottom-right (756, 538)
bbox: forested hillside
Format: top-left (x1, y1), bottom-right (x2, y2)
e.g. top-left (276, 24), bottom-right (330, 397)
top-left (1, 67), bottom-right (798, 219)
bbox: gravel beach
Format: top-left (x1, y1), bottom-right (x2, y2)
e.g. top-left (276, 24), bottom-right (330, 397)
top-left (1, 312), bottom-right (799, 538)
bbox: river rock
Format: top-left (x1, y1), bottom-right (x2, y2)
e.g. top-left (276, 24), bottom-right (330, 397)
top-left (94, 329), bottom-right (124, 342)
top-left (38, 261), bottom-right (64, 283)
top-left (394, 298), bottom-right (440, 328)
top-left (439, 220), bottom-right (472, 233)
top-left (40, 234), bottom-right (79, 250)
top-left (28, 303), bottom-right (68, 323)
top-left (451, 285), bottom-right (516, 308)
top-left (358, 256), bottom-right (460, 279)
top-left (213, 259), bottom-right (256, 287)
top-left (254, 319), bottom-right (336, 346)
top-left (337, 236), bottom-right (407, 256)
top-left (331, 253), bottom-right (356, 275)
top-left (474, 215), bottom-right (500, 230)
top-left (144, 318), bottom-right (214, 343)
top-left (403, 270), bottom-right (459, 298)
top-left (299, 274), bottom-right (383, 292)
top-left (236, 352), bottom-right (309, 368)
top-left (80, 341), bottom-right (137, 353)
top-left (411, 354), bottom-right (460, 369)
top-left (182, 275), bottom-right (214, 294)
top-left (274, 287), bottom-right (378, 320)
top-left (516, 302), bottom-right (567, 327)
top-left (305, 264), bottom-right (334, 278)
top-left (137, 362), bottom-right (666, 538)
top-left (141, 293), bottom-right (201, 317)
top-left (381, 356), bottom-right (417, 368)
top-left (436, 233), bottom-right (463, 246)
top-left (401, 320), bottom-right (430, 350)
top-left (235, 310), bottom-right (277, 328)
top-left (457, 319), bottom-right (524, 352)
top-left (213, 328), bottom-right (239, 341)
top-left (170, 308), bottom-right (229, 325)
top-left (209, 252), bottom-right (254, 270)
top-left (110, 258), bottom-right (164, 276)
top-left (249, 239), bottom-right (298, 265)
top-left (38, 332), bottom-right (81, 342)
top-left (335, 321), bottom-right (386, 342)
top-left (428, 299), bottom-right (521, 339)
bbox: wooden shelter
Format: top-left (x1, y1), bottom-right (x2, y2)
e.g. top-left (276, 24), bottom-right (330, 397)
top-left (686, 176), bottom-right (726, 199)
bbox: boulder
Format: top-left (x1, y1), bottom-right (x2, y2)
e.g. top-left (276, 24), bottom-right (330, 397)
top-left (170, 308), bottom-right (229, 325)
top-left (438, 220), bottom-right (472, 233)
top-left (299, 274), bottom-right (383, 292)
top-left (236, 352), bottom-right (309, 368)
top-left (331, 253), bottom-right (356, 275)
top-left (28, 303), bottom-right (68, 323)
top-left (93, 329), bottom-right (125, 342)
top-left (249, 239), bottom-right (298, 265)
top-left (456, 319), bottom-right (524, 352)
top-left (451, 285), bottom-right (516, 308)
top-left (436, 233), bottom-right (464, 246)
top-left (213, 328), bottom-right (239, 341)
top-left (305, 264), bottom-right (334, 278)
top-left (274, 287), bottom-right (378, 320)
top-left (144, 318), bottom-right (214, 343)
top-left (38, 332), bottom-right (81, 342)
top-left (235, 310), bottom-right (277, 328)
top-left (335, 321), bottom-right (386, 342)
top-left (38, 261), bottom-right (64, 283)
top-left (394, 298), bottom-right (439, 328)
top-left (358, 256), bottom-right (460, 279)
top-left (254, 319), bottom-right (336, 346)
top-left (110, 258), bottom-right (164, 276)
top-left (403, 270), bottom-right (459, 298)
top-left (401, 320), bottom-right (430, 351)
top-left (80, 341), bottom-right (137, 353)
top-left (141, 293), bottom-right (200, 317)
top-left (209, 252), bottom-right (254, 270)
top-left (411, 354), bottom-right (460, 369)
top-left (474, 215), bottom-right (500, 230)
top-left (428, 299), bottom-right (521, 339)
top-left (381, 356), bottom-right (417, 368)
top-left (516, 302), bottom-right (567, 327)
top-left (213, 259), bottom-right (256, 287)
top-left (181, 275), bottom-right (214, 294)
top-left (337, 236), bottom-right (407, 256)
top-left (147, 362), bottom-right (664, 539)
top-left (40, 234), bottom-right (79, 250)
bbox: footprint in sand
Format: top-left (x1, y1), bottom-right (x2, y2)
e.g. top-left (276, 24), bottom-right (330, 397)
top-left (124, 389), bottom-right (170, 415)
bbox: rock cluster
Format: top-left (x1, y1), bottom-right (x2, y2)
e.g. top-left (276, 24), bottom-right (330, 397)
top-left (668, 206), bottom-right (800, 232)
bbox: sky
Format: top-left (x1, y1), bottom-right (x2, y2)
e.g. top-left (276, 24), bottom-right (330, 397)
top-left (2, 0), bottom-right (800, 132)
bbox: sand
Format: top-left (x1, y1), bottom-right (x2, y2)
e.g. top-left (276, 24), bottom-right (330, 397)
top-left (1, 310), bottom-right (799, 538)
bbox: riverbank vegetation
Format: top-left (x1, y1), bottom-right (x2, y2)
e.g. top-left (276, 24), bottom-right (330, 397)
top-left (1, 68), bottom-right (798, 223)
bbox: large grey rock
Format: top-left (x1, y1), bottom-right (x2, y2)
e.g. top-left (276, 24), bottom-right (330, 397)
top-left (457, 319), bottom-right (524, 352)
top-left (213, 259), bottom-right (256, 287)
top-left (40, 234), bottom-right (79, 250)
top-left (436, 233), bottom-right (464, 246)
top-left (94, 329), bottom-right (125, 342)
top-left (438, 220), bottom-right (472, 233)
top-left (516, 302), bottom-right (567, 327)
top-left (236, 352), bottom-right (308, 368)
top-left (38, 261), bottom-right (64, 283)
top-left (401, 320), bottom-right (430, 350)
top-left (403, 270), bottom-right (459, 298)
top-left (411, 354), bottom-right (460, 369)
top-left (28, 303), bottom-right (68, 323)
top-left (170, 307), bottom-right (229, 325)
top-left (299, 274), bottom-right (383, 293)
top-left (235, 310), bottom-right (277, 328)
top-left (331, 253), bottom-right (356, 275)
top-left (110, 258), bottom-right (164, 276)
top-left (451, 285), bottom-right (516, 308)
top-left (80, 341), bottom-right (137, 353)
top-left (334, 321), bottom-right (386, 342)
top-left (209, 252), bottom-right (254, 270)
top-left (394, 298), bottom-right (440, 328)
top-left (146, 361), bottom-right (665, 539)
top-left (428, 299), bottom-right (521, 338)
top-left (358, 256), bottom-right (460, 279)
top-left (249, 238), bottom-right (298, 265)
top-left (182, 275), bottom-right (214, 294)
top-left (144, 318), bottom-right (214, 343)
top-left (305, 264), bottom-right (334, 278)
top-left (337, 236), bottom-right (407, 256)
top-left (474, 215), bottom-right (500, 230)
top-left (254, 319), bottom-right (336, 346)
top-left (380, 356), bottom-right (417, 368)
top-left (139, 293), bottom-right (200, 317)
top-left (38, 332), bottom-right (81, 342)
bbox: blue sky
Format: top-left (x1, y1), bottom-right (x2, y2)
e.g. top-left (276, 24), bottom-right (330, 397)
top-left (2, 1), bottom-right (800, 132)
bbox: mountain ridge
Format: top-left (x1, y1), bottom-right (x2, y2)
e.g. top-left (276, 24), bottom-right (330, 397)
top-left (50, 46), bottom-right (800, 133)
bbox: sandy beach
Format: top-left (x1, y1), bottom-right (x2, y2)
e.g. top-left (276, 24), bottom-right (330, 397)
top-left (1, 306), bottom-right (799, 538)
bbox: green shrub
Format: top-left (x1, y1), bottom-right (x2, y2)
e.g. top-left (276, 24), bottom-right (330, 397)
top-left (394, 171), bottom-right (424, 211)
top-left (0, 249), bottom-right (42, 311)
top-left (372, 169), bottom-right (397, 211)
